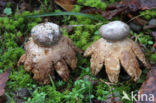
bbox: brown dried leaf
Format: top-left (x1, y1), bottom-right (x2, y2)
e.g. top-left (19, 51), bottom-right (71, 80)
top-left (101, 8), bottom-right (125, 20)
top-left (80, 0), bottom-right (156, 20)
top-left (144, 25), bottom-right (156, 30)
top-left (151, 31), bottom-right (156, 42)
top-left (0, 1), bottom-right (6, 7)
top-left (55, 0), bottom-right (76, 11)
top-left (137, 65), bottom-right (156, 103)
top-left (104, 0), bottom-right (156, 19)
top-left (0, 0), bottom-right (6, 14)
top-left (19, 2), bottom-right (31, 12)
top-left (153, 42), bottom-right (156, 48)
top-left (120, 0), bottom-right (156, 11)
top-left (80, 6), bottom-right (125, 20)
top-left (80, 6), bottom-right (102, 14)
top-left (0, 68), bottom-right (10, 96)
top-left (80, 6), bottom-right (126, 20)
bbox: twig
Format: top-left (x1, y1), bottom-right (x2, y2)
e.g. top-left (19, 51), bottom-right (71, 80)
top-left (143, 25), bottom-right (156, 29)
top-left (37, 0), bottom-right (48, 12)
top-left (99, 79), bottom-right (116, 86)
top-left (50, 0), bottom-right (55, 12)
top-left (127, 13), bottom-right (148, 25)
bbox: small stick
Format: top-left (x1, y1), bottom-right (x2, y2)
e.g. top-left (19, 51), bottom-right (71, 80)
top-left (37, 0), bottom-right (48, 12)
top-left (143, 25), bottom-right (156, 29)
top-left (51, 0), bottom-right (55, 12)
top-left (99, 79), bottom-right (116, 86)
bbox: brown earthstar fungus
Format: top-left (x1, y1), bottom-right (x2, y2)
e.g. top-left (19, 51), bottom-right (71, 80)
top-left (18, 22), bottom-right (82, 84)
top-left (84, 21), bottom-right (150, 83)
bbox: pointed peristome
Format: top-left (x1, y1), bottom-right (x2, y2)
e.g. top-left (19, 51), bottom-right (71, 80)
top-left (17, 22), bottom-right (80, 84)
top-left (84, 21), bottom-right (149, 83)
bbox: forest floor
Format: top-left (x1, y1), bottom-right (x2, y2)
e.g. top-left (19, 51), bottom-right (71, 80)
top-left (0, 0), bottom-right (156, 103)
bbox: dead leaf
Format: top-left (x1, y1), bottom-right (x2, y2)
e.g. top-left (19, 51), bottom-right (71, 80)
top-left (80, 6), bottom-right (102, 14)
top-left (80, 0), bottom-right (156, 20)
top-left (0, 1), bottom-right (6, 7)
top-left (120, 0), bottom-right (156, 11)
top-left (151, 32), bottom-right (156, 42)
top-left (0, 0), bottom-right (6, 14)
top-left (0, 68), bottom-right (11, 96)
top-left (80, 6), bottom-right (125, 20)
top-left (101, 8), bottom-right (125, 20)
top-left (143, 25), bottom-right (156, 30)
top-left (104, 0), bottom-right (156, 19)
top-left (19, 2), bottom-right (31, 12)
top-left (137, 65), bottom-right (156, 103)
top-left (153, 42), bottom-right (156, 48)
top-left (80, 2), bottom-right (125, 20)
top-left (55, 0), bottom-right (76, 11)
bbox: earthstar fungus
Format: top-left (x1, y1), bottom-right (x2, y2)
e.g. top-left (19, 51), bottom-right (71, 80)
top-left (18, 22), bottom-right (81, 84)
top-left (84, 21), bottom-right (150, 83)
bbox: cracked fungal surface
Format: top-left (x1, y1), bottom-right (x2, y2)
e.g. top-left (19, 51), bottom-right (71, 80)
top-left (84, 21), bottom-right (150, 83)
top-left (18, 22), bottom-right (81, 84)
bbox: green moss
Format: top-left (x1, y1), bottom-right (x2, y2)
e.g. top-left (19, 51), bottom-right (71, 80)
top-left (39, 85), bottom-right (63, 103)
top-left (0, 11), bottom-right (41, 98)
top-left (130, 31), bottom-right (153, 47)
top-left (0, 48), bottom-right (24, 70)
top-left (150, 53), bottom-right (156, 63)
top-left (140, 9), bottom-right (156, 20)
top-left (26, 88), bottom-right (46, 103)
top-left (64, 22), bottom-right (104, 50)
top-left (0, 2), bottom-right (154, 102)
top-left (77, 0), bottom-right (106, 10)
top-left (7, 66), bottom-right (33, 89)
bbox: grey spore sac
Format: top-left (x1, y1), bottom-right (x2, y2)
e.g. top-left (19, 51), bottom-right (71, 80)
top-left (99, 21), bottom-right (130, 41)
top-left (31, 22), bottom-right (62, 47)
